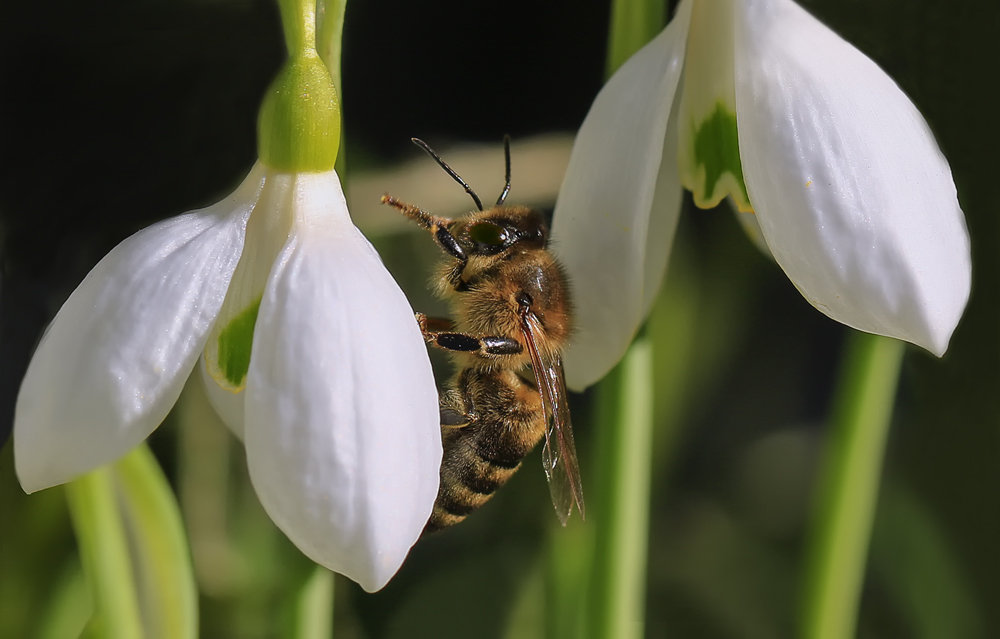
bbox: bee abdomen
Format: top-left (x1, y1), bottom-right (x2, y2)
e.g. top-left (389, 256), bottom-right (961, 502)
top-left (423, 368), bottom-right (546, 535)
top-left (424, 425), bottom-right (533, 534)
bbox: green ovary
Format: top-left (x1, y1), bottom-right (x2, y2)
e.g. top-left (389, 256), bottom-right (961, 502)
top-left (692, 102), bottom-right (750, 209)
top-left (217, 297), bottom-right (262, 388)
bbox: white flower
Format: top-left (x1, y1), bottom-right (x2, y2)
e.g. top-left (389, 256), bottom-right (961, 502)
top-left (14, 163), bottom-right (442, 592)
top-left (552, 0), bottom-right (971, 391)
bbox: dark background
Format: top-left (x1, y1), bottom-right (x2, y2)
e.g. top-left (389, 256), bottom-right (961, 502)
top-left (1, 0), bottom-right (998, 637)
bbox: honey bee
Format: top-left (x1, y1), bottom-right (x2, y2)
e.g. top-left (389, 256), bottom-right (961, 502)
top-left (382, 136), bottom-right (585, 533)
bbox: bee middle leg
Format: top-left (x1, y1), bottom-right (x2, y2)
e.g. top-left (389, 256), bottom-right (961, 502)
top-left (417, 313), bottom-right (522, 356)
top-left (439, 388), bottom-right (474, 428)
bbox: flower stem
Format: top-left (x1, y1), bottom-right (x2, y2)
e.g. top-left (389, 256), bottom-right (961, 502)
top-left (802, 332), bottom-right (905, 639)
top-left (605, 0), bottom-right (666, 77)
top-left (114, 444), bottom-right (199, 639)
top-left (588, 336), bottom-right (654, 639)
top-left (318, 0), bottom-right (349, 179)
top-left (276, 0), bottom-right (317, 55)
top-left (65, 468), bottom-right (144, 639)
top-left (65, 444), bottom-right (198, 639)
top-left (294, 566), bottom-right (335, 639)
top-left (317, 0), bottom-right (348, 103)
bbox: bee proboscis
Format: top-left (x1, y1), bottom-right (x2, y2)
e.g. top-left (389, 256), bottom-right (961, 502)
top-left (382, 136), bottom-right (585, 533)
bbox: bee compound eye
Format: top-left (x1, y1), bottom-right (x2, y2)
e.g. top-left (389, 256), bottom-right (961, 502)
top-left (469, 222), bottom-right (509, 247)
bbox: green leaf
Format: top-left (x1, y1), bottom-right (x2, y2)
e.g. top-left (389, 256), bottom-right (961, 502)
top-left (37, 559), bottom-right (92, 639)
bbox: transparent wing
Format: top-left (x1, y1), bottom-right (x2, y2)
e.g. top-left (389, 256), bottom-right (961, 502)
top-left (521, 310), bottom-right (585, 525)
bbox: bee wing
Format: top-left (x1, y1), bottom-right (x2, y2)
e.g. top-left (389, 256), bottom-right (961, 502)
top-left (521, 310), bottom-right (585, 525)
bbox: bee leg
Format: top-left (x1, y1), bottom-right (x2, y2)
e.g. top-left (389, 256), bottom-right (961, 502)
top-left (417, 314), bottom-right (455, 333)
top-left (381, 194), bottom-right (468, 266)
top-left (435, 333), bottom-right (523, 356)
top-left (439, 389), bottom-right (474, 428)
top-left (381, 194), bottom-right (452, 231)
top-left (417, 313), bottom-right (522, 355)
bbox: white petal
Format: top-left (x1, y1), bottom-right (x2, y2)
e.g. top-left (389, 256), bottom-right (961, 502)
top-left (199, 355), bottom-right (245, 440)
top-left (552, 0), bottom-right (692, 391)
top-left (243, 170), bottom-right (441, 593)
top-left (734, 0), bottom-right (970, 355)
top-left (641, 89), bottom-right (685, 322)
top-left (15, 164), bottom-right (266, 493)
top-left (204, 170), bottom-right (297, 392)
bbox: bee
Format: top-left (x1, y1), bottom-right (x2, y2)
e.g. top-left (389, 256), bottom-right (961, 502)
top-left (382, 136), bottom-right (585, 533)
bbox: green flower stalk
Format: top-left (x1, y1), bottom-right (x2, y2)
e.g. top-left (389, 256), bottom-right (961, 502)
top-left (65, 444), bottom-right (198, 639)
top-left (258, 0), bottom-right (340, 172)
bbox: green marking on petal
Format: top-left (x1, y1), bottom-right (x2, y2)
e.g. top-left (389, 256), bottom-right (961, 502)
top-left (692, 102), bottom-right (750, 209)
top-left (217, 297), bottom-right (262, 388)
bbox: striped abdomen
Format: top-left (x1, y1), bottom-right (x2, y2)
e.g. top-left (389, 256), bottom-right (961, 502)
top-left (424, 367), bottom-right (546, 533)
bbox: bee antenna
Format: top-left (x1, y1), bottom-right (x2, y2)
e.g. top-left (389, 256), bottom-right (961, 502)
top-left (496, 134), bottom-right (512, 206)
top-left (411, 138), bottom-right (484, 211)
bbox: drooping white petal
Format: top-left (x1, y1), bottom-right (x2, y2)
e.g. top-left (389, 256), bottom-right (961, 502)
top-left (15, 165), bottom-right (267, 493)
top-left (552, 0), bottom-right (692, 391)
top-left (734, 0), bottom-right (970, 355)
top-left (641, 89), bottom-right (685, 322)
top-left (243, 170), bottom-right (440, 593)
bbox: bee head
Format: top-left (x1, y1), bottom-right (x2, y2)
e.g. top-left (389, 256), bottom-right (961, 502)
top-left (453, 206), bottom-right (548, 258)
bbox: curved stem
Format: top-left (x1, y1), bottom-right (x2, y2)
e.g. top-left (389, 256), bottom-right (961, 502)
top-left (65, 468), bottom-right (144, 639)
top-left (802, 332), bottom-right (905, 639)
top-left (115, 444), bottom-right (199, 639)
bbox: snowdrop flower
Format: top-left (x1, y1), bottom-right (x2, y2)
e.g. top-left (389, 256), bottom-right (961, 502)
top-left (552, 0), bottom-right (971, 390)
top-left (14, 1), bottom-right (440, 593)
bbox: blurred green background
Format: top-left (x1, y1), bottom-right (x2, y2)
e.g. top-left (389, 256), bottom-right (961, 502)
top-left (1, 0), bottom-right (997, 637)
